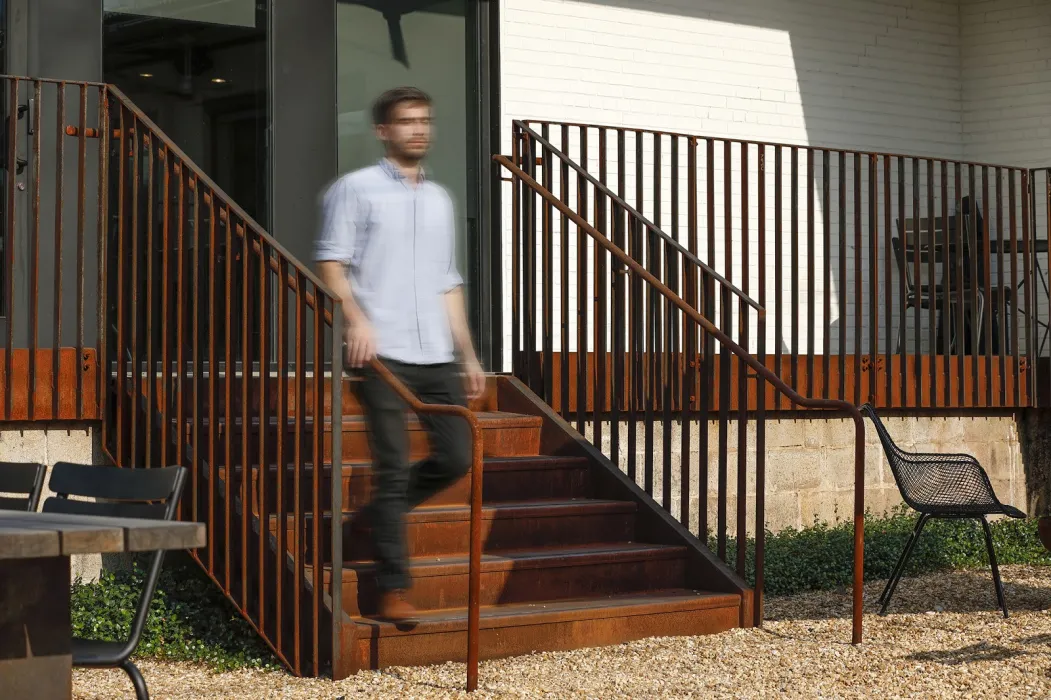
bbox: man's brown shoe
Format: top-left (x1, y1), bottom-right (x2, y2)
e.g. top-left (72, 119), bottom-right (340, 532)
top-left (378, 590), bottom-right (418, 623)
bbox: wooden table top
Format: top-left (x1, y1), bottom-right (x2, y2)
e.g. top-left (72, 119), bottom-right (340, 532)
top-left (0, 511), bottom-right (206, 560)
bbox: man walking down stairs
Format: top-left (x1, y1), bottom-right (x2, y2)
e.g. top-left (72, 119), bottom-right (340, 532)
top-left (315, 85), bottom-right (485, 624)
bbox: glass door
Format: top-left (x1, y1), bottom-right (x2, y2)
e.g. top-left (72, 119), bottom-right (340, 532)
top-left (336, 0), bottom-right (472, 285)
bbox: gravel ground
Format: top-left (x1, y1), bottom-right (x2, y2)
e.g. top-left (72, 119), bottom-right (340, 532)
top-left (74, 565), bottom-right (1051, 699)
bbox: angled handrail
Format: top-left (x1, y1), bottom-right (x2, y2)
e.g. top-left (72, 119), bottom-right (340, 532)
top-left (495, 152), bottom-right (867, 644)
top-left (368, 359), bottom-right (485, 691)
top-left (515, 120), bottom-right (765, 316)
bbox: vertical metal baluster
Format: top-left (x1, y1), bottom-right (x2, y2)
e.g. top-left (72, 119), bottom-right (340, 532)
top-left (160, 147), bottom-right (170, 467)
top-left (130, 117), bottom-right (141, 463)
top-left (511, 126), bottom-right (521, 379)
top-left (1022, 170), bottom-right (1034, 405)
top-left (774, 147), bottom-right (783, 408)
top-left (258, 239), bottom-right (270, 631)
top-left (839, 152), bottom-right (847, 401)
top-left (955, 163), bottom-right (965, 406)
top-left (823, 150), bottom-right (832, 400)
top-left (4, 79), bottom-right (18, 421)
top-left (790, 147), bottom-right (799, 394)
top-left (578, 127), bottom-right (589, 434)
top-left (869, 155), bottom-right (878, 406)
top-left (595, 128), bottom-right (608, 471)
top-left (241, 222), bottom-right (251, 611)
top-left (854, 154), bottom-right (863, 406)
top-left (293, 274), bottom-right (305, 673)
top-left (996, 169), bottom-right (1006, 405)
top-left (682, 137), bottom-right (698, 532)
top-left (924, 160), bottom-right (935, 406)
top-left (736, 142), bottom-right (750, 577)
top-left (982, 166), bottom-right (993, 404)
top-left (145, 131), bottom-right (155, 466)
top-left (540, 129), bottom-right (554, 408)
top-left (807, 147), bottom-right (815, 396)
top-left (755, 144), bottom-right (767, 627)
top-left (28, 81), bottom-right (42, 420)
top-left (274, 257), bottom-right (288, 658)
top-left (557, 125), bottom-right (569, 418)
top-left (941, 162), bottom-right (951, 405)
top-left (884, 156), bottom-right (893, 406)
top-left (311, 290), bottom-right (323, 676)
top-left (52, 85), bottom-right (65, 419)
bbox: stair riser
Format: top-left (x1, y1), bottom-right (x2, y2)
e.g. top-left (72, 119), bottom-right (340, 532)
top-left (341, 557), bottom-right (688, 616)
top-left (351, 604), bottom-right (741, 669)
top-left (198, 421), bottom-right (541, 464)
top-left (153, 377), bottom-right (499, 417)
top-left (251, 463), bottom-right (593, 512)
top-left (281, 510), bottom-right (636, 561)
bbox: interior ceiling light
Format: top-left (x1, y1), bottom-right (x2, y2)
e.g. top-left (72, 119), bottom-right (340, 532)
top-left (211, 77), bottom-right (228, 84)
top-left (139, 72), bottom-right (153, 78)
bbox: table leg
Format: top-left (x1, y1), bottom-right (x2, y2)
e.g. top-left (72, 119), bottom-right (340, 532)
top-left (0, 557), bottom-right (72, 699)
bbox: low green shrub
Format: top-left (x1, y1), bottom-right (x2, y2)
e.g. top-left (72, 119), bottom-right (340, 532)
top-left (69, 509), bottom-right (1050, 671)
top-left (713, 506), bottom-right (1051, 596)
top-left (70, 552), bottom-right (279, 671)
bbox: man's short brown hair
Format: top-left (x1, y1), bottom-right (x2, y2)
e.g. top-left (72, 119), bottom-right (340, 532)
top-left (372, 86), bottom-right (432, 125)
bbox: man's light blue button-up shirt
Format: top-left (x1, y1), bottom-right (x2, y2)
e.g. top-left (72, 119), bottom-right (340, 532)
top-left (314, 159), bottom-right (463, 366)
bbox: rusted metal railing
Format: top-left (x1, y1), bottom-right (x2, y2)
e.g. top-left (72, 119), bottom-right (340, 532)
top-left (497, 120), bottom-right (867, 644)
top-left (524, 120), bottom-right (1040, 411)
top-left (0, 76), bottom-right (107, 421)
top-left (100, 85), bottom-right (345, 678)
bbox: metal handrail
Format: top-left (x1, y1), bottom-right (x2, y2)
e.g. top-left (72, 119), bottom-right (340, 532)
top-left (526, 117), bottom-right (1027, 173)
top-left (495, 152), bottom-right (867, 645)
top-left (515, 120), bottom-right (765, 316)
top-left (368, 359), bottom-right (485, 691)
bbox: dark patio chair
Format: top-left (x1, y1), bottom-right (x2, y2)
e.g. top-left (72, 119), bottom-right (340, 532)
top-left (861, 404), bottom-right (1025, 618)
top-left (0, 461), bottom-right (45, 511)
top-left (43, 463), bottom-right (187, 700)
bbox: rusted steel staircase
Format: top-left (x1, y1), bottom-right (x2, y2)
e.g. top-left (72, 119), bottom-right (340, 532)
top-left (291, 375), bottom-right (746, 672)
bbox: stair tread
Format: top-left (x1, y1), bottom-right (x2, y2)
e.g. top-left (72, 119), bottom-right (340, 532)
top-left (245, 455), bottom-right (590, 473)
top-left (277, 498), bottom-right (636, 524)
top-left (335, 542), bottom-right (688, 577)
top-left (351, 588), bottom-right (741, 634)
top-left (188, 411), bottom-right (541, 430)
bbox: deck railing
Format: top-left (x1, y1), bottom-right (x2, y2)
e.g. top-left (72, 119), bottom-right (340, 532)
top-left (497, 120), bottom-right (868, 643)
top-left (0, 76), bottom-right (106, 420)
top-left (522, 120), bottom-right (1042, 410)
top-left (100, 85), bottom-right (346, 677)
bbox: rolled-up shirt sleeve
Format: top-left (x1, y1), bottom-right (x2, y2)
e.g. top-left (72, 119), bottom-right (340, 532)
top-left (442, 197), bottom-right (464, 293)
top-left (314, 179), bottom-right (356, 263)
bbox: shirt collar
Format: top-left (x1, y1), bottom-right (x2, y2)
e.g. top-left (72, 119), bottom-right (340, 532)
top-left (380, 158), bottom-right (426, 184)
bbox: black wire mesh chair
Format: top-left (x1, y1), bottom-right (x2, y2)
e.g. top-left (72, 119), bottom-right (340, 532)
top-left (861, 404), bottom-right (1026, 618)
top-left (43, 463), bottom-right (187, 700)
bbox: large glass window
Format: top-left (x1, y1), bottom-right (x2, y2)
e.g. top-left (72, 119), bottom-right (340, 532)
top-left (102, 0), bottom-right (270, 225)
top-left (336, 0), bottom-right (469, 272)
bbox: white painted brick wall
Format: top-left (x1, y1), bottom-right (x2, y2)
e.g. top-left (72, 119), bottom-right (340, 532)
top-left (499, 0), bottom-right (967, 368)
top-left (961, 0), bottom-right (1051, 167)
top-left (961, 0), bottom-right (1051, 352)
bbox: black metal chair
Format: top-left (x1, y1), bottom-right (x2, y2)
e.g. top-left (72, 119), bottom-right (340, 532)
top-left (43, 463), bottom-right (187, 700)
top-left (0, 461), bottom-right (46, 511)
top-left (861, 404), bottom-right (1025, 618)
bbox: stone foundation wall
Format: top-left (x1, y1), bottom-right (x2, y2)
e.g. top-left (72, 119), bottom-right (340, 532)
top-left (0, 424), bottom-right (108, 581)
top-left (586, 414), bottom-right (1028, 537)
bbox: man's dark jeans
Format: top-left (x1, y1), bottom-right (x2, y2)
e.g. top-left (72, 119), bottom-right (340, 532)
top-left (352, 358), bottom-right (471, 593)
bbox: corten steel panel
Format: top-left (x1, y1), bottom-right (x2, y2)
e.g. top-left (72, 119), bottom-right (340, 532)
top-left (531, 351), bottom-right (1029, 413)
